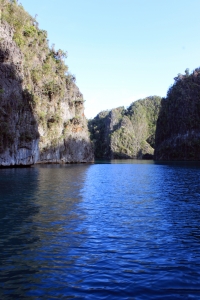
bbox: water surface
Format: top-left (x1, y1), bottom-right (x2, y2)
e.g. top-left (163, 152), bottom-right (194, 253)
top-left (0, 161), bottom-right (200, 299)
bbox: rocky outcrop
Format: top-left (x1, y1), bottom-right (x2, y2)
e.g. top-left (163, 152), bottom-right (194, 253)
top-left (0, 2), bottom-right (93, 166)
top-left (38, 114), bottom-right (94, 164)
top-left (89, 96), bottom-right (161, 159)
top-left (155, 68), bottom-right (200, 160)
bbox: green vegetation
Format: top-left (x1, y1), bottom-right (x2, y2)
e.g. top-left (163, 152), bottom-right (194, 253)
top-left (0, 0), bottom-right (71, 103)
top-left (89, 96), bottom-right (161, 159)
top-left (155, 68), bottom-right (200, 160)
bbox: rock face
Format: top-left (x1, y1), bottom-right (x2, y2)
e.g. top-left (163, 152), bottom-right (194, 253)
top-left (155, 68), bottom-right (200, 160)
top-left (0, 21), bottom-right (39, 166)
top-left (89, 96), bottom-right (161, 159)
top-left (0, 2), bottom-right (93, 166)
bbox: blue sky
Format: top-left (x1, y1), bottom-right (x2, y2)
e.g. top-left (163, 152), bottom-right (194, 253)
top-left (20, 0), bottom-right (200, 118)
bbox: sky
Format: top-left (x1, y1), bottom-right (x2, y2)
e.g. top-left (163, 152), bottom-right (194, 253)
top-left (20, 0), bottom-right (200, 119)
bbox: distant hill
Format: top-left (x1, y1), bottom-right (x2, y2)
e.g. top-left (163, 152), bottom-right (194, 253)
top-left (89, 96), bottom-right (162, 159)
top-left (155, 68), bottom-right (200, 160)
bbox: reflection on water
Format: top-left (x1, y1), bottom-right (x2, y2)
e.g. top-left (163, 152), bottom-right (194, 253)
top-left (0, 165), bottom-right (89, 299)
top-left (0, 161), bottom-right (200, 299)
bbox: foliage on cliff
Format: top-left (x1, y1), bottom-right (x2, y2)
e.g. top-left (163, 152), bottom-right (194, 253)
top-left (89, 96), bottom-right (161, 159)
top-left (0, 0), bottom-right (93, 165)
top-left (0, 0), bottom-right (78, 96)
top-left (155, 68), bottom-right (200, 160)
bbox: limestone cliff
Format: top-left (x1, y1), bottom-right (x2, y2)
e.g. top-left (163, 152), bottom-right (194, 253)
top-left (89, 96), bottom-right (161, 159)
top-left (0, 1), bottom-right (93, 166)
top-left (155, 68), bottom-right (200, 160)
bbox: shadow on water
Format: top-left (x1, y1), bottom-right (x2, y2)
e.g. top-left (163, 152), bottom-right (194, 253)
top-left (154, 159), bottom-right (200, 168)
top-left (94, 159), bottom-right (155, 164)
top-left (0, 167), bottom-right (40, 298)
top-left (0, 167), bottom-right (40, 247)
top-left (0, 164), bottom-right (90, 299)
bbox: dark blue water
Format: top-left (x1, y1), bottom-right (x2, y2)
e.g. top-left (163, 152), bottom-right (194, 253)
top-left (0, 161), bottom-right (200, 299)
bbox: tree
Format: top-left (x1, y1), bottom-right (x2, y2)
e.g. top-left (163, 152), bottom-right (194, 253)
top-left (185, 68), bottom-right (189, 77)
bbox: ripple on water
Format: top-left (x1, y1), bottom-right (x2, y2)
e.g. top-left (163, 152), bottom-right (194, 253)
top-left (0, 162), bottom-right (200, 299)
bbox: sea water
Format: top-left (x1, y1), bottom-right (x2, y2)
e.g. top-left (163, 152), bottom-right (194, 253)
top-left (0, 161), bottom-right (200, 299)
